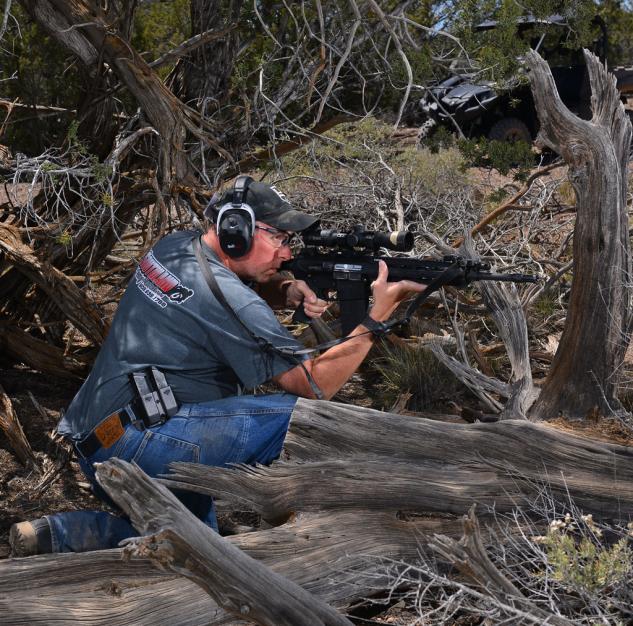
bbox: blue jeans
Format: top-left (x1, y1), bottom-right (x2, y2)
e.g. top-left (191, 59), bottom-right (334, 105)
top-left (46, 393), bottom-right (297, 553)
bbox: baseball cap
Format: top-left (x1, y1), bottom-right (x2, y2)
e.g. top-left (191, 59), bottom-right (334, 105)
top-left (205, 181), bottom-right (319, 232)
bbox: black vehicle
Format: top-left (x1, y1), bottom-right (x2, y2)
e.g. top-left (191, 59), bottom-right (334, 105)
top-left (413, 15), bottom-right (633, 142)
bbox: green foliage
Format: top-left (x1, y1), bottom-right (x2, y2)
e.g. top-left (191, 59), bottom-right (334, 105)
top-left (424, 125), bottom-right (457, 154)
top-left (56, 231), bottom-right (72, 247)
top-left (451, 0), bottom-right (602, 86)
top-left (394, 143), bottom-right (468, 196)
top-left (532, 514), bottom-right (632, 593)
top-left (0, 4), bottom-right (83, 153)
top-left (599, 0), bottom-right (633, 65)
top-left (131, 0), bottom-right (191, 79)
top-left (286, 117), bottom-right (468, 189)
top-left (458, 137), bottom-right (535, 176)
top-left (485, 187), bottom-right (508, 205)
top-left (530, 292), bottom-right (558, 322)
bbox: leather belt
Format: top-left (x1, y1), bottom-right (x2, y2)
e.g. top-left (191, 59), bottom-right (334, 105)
top-left (75, 405), bottom-right (140, 458)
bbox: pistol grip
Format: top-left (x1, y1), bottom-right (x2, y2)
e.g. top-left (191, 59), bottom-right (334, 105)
top-left (292, 304), bottom-right (311, 325)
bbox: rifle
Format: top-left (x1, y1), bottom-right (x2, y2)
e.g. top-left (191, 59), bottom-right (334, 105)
top-left (281, 225), bottom-right (538, 336)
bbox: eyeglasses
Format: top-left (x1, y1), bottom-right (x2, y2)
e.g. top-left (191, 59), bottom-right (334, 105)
top-left (255, 225), bottom-right (297, 248)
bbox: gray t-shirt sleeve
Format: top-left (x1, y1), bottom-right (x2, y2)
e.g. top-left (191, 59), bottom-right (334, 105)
top-left (209, 298), bottom-right (306, 389)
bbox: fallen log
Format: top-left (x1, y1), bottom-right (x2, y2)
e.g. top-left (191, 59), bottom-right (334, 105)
top-left (161, 399), bottom-right (633, 522)
top-left (162, 451), bottom-right (630, 522)
top-left (3, 401), bottom-right (632, 625)
top-left (283, 399), bottom-right (633, 475)
top-left (0, 510), bottom-right (464, 625)
top-left (0, 323), bottom-right (88, 379)
top-left (96, 458), bottom-right (353, 626)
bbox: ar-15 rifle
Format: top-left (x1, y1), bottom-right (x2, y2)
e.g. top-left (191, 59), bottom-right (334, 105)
top-left (281, 225), bottom-right (538, 336)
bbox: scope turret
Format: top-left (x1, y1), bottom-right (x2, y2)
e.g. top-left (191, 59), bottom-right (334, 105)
top-left (302, 224), bottom-right (414, 252)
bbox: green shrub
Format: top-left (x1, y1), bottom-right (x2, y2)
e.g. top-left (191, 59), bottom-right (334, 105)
top-left (458, 137), bottom-right (536, 176)
top-left (372, 341), bottom-right (461, 412)
top-left (532, 513), bottom-right (632, 593)
top-left (530, 292), bottom-right (559, 321)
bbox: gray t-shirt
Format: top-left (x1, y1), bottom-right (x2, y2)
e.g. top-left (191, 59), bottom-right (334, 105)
top-left (58, 230), bottom-right (304, 439)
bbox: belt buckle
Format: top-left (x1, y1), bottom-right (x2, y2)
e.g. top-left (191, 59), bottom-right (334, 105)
top-left (94, 411), bottom-right (126, 449)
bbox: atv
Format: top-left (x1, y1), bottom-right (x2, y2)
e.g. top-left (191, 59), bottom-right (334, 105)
top-left (413, 14), bottom-right (633, 142)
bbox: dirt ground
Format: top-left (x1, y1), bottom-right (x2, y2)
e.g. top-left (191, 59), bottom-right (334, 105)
top-left (0, 368), bottom-right (101, 559)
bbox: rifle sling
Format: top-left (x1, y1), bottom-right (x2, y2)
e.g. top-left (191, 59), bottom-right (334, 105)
top-left (192, 234), bottom-right (324, 399)
top-left (401, 262), bottom-right (463, 324)
top-left (194, 234), bottom-right (462, 365)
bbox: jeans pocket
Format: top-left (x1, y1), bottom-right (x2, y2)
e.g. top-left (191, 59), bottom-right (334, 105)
top-left (79, 426), bottom-right (144, 481)
top-left (131, 430), bottom-right (200, 479)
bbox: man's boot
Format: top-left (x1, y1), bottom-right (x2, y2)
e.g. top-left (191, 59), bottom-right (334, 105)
top-left (9, 517), bottom-right (52, 557)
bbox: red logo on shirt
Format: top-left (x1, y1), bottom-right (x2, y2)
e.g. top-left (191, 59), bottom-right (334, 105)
top-left (136, 251), bottom-right (194, 308)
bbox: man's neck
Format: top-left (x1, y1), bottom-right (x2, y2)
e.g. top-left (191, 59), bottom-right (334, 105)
top-left (201, 229), bottom-right (231, 269)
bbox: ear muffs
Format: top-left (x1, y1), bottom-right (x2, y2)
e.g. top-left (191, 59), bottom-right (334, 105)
top-left (215, 175), bottom-right (255, 258)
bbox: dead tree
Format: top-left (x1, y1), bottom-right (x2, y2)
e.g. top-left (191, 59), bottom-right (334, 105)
top-left (525, 50), bottom-right (633, 421)
top-left (163, 399), bottom-right (633, 522)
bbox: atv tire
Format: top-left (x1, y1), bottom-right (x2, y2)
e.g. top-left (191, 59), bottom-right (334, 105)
top-left (487, 117), bottom-right (532, 143)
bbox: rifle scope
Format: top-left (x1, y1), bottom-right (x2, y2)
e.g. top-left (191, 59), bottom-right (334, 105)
top-left (302, 224), bottom-right (414, 252)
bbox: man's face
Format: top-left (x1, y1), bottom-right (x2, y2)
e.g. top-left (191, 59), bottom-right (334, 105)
top-left (230, 221), bottom-right (294, 283)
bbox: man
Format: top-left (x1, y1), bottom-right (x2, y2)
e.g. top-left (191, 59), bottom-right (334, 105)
top-left (10, 178), bottom-right (424, 556)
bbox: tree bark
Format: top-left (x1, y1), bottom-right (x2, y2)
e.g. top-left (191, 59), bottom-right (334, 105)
top-left (96, 458), bottom-right (353, 626)
top-left (460, 238), bottom-right (535, 419)
top-left (2, 401), bottom-right (633, 624)
top-left (0, 510), bottom-right (464, 625)
top-left (525, 50), bottom-right (632, 421)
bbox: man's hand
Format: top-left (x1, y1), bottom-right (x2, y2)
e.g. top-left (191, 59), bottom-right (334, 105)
top-left (285, 280), bottom-right (329, 319)
top-left (370, 260), bottom-right (426, 321)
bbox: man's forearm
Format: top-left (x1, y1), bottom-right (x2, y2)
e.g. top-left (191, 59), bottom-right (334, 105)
top-left (274, 322), bottom-right (378, 400)
top-left (308, 324), bottom-right (376, 398)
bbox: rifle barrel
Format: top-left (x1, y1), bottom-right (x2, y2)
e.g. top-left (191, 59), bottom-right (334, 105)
top-left (476, 272), bottom-right (538, 283)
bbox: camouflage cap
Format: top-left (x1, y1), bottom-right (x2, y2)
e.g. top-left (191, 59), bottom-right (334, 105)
top-left (205, 181), bottom-right (319, 232)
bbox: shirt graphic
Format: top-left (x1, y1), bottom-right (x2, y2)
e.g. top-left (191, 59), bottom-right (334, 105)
top-left (135, 251), bottom-right (194, 308)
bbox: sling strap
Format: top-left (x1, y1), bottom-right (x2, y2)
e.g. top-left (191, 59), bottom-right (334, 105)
top-left (192, 233), bottom-right (460, 356)
top-left (192, 234), bottom-right (324, 399)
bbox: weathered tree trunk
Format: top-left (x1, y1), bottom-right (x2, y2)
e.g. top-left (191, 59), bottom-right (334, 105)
top-left (0, 511), bottom-right (464, 624)
top-left (163, 403), bottom-right (633, 522)
top-left (459, 238), bottom-right (535, 419)
top-left (0, 323), bottom-right (88, 379)
top-left (96, 459), bottom-right (353, 626)
top-left (526, 50), bottom-right (632, 421)
top-left (2, 401), bottom-right (633, 624)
